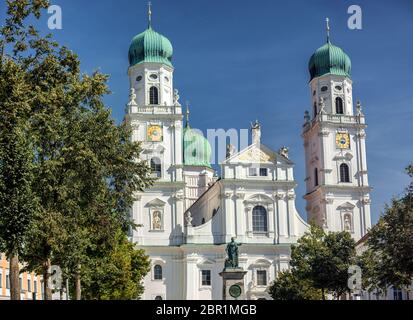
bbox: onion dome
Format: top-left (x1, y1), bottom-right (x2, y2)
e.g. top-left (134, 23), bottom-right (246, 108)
top-left (183, 126), bottom-right (212, 168)
top-left (308, 19), bottom-right (351, 81)
top-left (128, 26), bottom-right (173, 68)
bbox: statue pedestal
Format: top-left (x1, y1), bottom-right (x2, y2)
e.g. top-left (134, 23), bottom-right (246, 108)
top-left (219, 268), bottom-right (248, 300)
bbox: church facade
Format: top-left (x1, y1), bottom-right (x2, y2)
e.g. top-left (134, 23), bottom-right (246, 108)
top-left (124, 15), bottom-right (372, 300)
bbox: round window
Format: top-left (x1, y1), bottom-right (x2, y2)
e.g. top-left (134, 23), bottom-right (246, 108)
top-left (165, 76), bottom-right (169, 82)
top-left (136, 76), bottom-right (142, 82)
top-left (321, 86), bottom-right (328, 92)
top-left (335, 85), bottom-right (343, 91)
top-left (149, 74), bottom-right (158, 80)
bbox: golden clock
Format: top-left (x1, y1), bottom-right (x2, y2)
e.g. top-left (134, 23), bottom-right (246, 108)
top-left (147, 125), bottom-right (163, 142)
top-left (336, 133), bottom-right (350, 149)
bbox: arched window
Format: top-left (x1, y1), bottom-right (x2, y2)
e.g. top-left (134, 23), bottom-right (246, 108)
top-left (314, 168), bottom-right (319, 187)
top-left (313, 101), bottom-right (318, 118)
top-left (150, 157), bottom-right (161, 178)
top-left (154, 265), bottom-right (163, 280)
top-left (252, 206), bottom-right (268, 233)
top-left (340, 164), bottom-right (350, 183)
top-left (335, 97), bottom-right (344, 114)
top-left (149, 86), bottom-right (159, 105)
top-left (155, 296), bottom-right (163, 300)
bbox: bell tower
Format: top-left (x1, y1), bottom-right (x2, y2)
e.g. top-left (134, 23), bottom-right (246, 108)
top-left (302, 19), bottom-right (372, 240)
top-left (125, 5), bottom-right (185, 246)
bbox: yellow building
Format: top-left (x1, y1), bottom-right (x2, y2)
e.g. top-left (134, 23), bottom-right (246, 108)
top-left (0, 253), bottom-right (43, 300)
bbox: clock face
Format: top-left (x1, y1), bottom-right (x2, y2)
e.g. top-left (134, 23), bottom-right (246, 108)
top-left (147, 125), bottom-right (163, 142)
top-left (336, 133), bottom-right (350, 149)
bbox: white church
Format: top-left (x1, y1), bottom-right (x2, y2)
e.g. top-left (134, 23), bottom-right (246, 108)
top-left (124, 11), bottom-right (372, 300)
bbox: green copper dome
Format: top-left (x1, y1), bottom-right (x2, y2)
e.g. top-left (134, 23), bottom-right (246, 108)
top-left (128, 27), bottom-right (173, 67)
top-left (183, 126), bottom-right (212, 168)
top-left (309, 40), bottom-right (351, 81)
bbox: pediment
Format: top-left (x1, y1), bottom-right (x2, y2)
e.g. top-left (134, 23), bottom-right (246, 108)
top-left (145, 198), bottom-right (166, 207)
top-left (337, 202), bottom-right (355, 210)
top-left (229, 144), bottom-right (276, 164)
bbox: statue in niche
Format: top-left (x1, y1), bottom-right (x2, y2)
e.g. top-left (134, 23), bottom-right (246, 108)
top-left (225, 237), bottom-right (242, 269)
top-left (344, 215), bottom-right (351, 232)
top-left (152, 211), bottom-right (162, 230)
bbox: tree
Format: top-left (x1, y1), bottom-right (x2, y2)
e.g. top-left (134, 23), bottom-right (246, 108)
top-left (81, 230), bottom-right (150, 300)
top-left (289, 225), bottom-right (356, 299)
top-left (1, 0), bottom-right (153, 300)
top-left (0, 57), bottom-right (38, 300)
top-left (269, 270), bottom-right (322, 300)
top-left (360, 165), bottom-right (413, 293)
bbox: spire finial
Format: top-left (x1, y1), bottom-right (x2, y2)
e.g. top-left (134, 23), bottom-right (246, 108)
top-left (326, 17), bottom-right (331, 43)
top-left (185, 101), bottom-right (190, 127)
top-left (148, 1), bottom-right (152, 28)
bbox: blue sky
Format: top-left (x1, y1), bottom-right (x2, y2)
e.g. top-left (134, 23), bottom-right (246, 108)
top-left (2, 0), bottom-right (412, 224)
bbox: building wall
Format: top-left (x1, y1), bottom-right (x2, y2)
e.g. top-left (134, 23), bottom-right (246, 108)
top-left (0, 253), bottom-right (43, 300)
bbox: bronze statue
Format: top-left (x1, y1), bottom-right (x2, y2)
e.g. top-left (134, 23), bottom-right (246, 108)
top-left (225, 237), bottom-right (242, 269)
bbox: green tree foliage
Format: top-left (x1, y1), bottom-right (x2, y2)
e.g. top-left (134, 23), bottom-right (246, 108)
top-left (360, 165), bottom-right (413, 293)
top-left (1, 0), bottom-right (153, 300)
top-left (269, 225), bottom-right (356, 300)
top-left (269, 270), bottom-right (322, 300)
top-left (0, 52), bottom-right (38, 301)
top-left (81, 230), bottom-right (150, 300)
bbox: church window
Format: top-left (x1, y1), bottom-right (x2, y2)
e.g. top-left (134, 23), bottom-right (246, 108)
top-left (149, 86), bottom-right (159, 105)
top-left (248, 168), bottom-right (258, 176)
top-left (150, 157), bottom-right (162, 178)
top-left (393, 287), bottom-right (403, 300)
top-left (314, 168), bottom-right (319, 187)
top-left (149, 74), bottom-right (158, 80)
top-left (201, 270), bottom-right (211, 286)
top-left (259, 168), bottom-right (268, 177)
top-left (136, 75), bottom-right (142, 82)
top-left (335, 97), bottom-right (344, 114)
top-left (252, 206), bottom-right (268, 233)
top-left (340, 164), bottom-right (350, 183)
top-left (321, 86), bottom-right (328, 92)
top-left (335, 85), bottom-right (343, 91)
top-left (155, 296), bottom-right (163, 300)
top-left (6, 275), bottom-right (10, 289)
top-left (154, 265), bottom-right (163, 280)
top-left (257, 270), bottom-right (267, 286)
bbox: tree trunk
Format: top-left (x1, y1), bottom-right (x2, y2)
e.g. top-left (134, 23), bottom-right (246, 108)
top-left (321, 288), bottom-right (325, 300)
top-left (43, 259), bottom-right (53, 300)
top-left (74, 266), bottom-right (81, 300)
top-left (9, 253), bottom-right (20, 300)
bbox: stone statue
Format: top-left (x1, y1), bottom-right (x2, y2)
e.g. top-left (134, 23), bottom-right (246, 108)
top-left (128, 88), bottom-right (137, 106)
top-left (225, 237), bottom-right (242, 269)
top-left (226, 144), bottom-right (236, 159)
top-left (279, 146), bottom-right (289, 159)
top-left (344, 215), bottom-right (351, 231)
top-left (319, 97), bottom-right (326, 114)
top-left (185, 211), bottom-right (193, 225)
top-left (173, 89), bottom-right (181, 106)
top-left (152, 211), bottom-right (162, 230)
